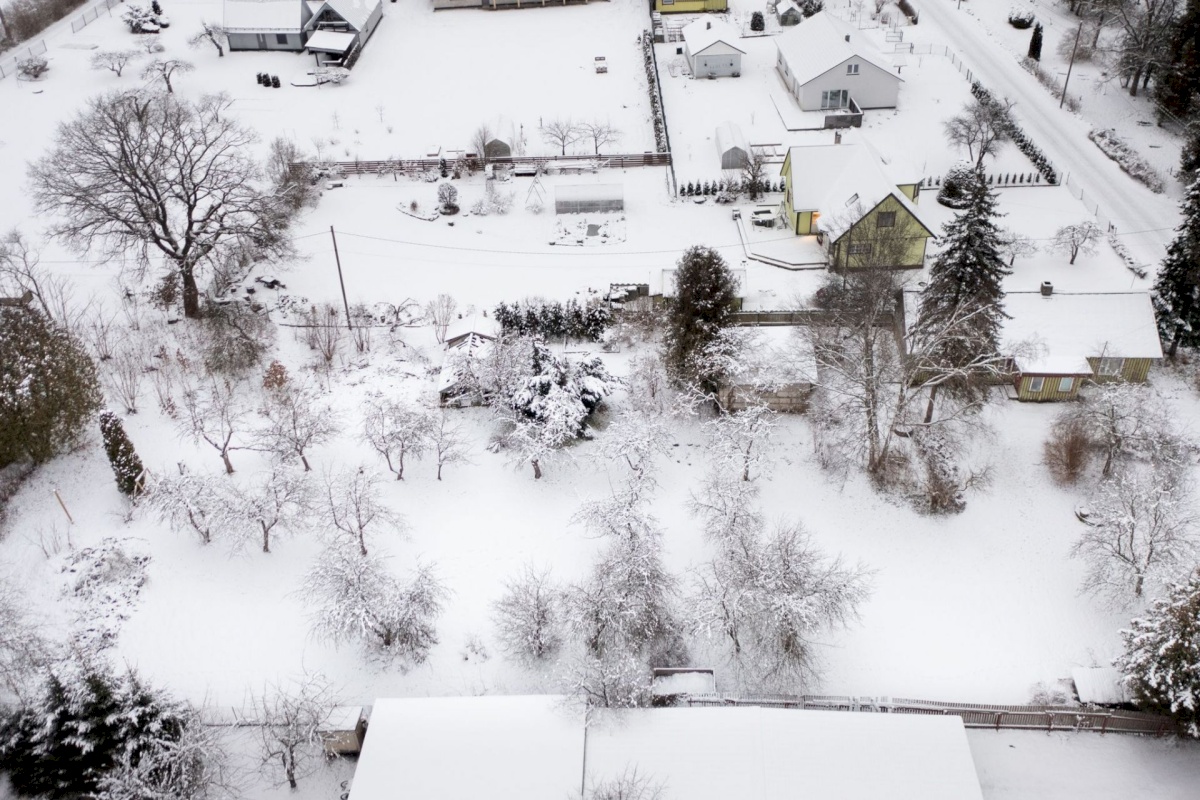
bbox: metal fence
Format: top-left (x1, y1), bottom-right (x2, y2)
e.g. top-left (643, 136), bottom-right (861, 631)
top-left (683, 694), bottom-right (1178, 737)
top-left (0, 39), bottom-right (47, 80)
top-left (297, 152), bottom-right (672, 176)
top-left (70, 0), bottom-right (121, 34)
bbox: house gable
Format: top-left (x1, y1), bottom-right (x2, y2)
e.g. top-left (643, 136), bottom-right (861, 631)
top-left (829, 193), bottom-right (932, 271)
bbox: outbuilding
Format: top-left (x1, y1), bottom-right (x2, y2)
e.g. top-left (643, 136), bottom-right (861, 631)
top-left (223, 0), bottom-right (312, 51)
top-left (682, 17), bottom-right (744, 79)
top-left (554, 184), bottom-right (624, 215)
top-left (303, 0), bottom-right (383, 65)
top-left (716, 121), bottom-right (749, 169)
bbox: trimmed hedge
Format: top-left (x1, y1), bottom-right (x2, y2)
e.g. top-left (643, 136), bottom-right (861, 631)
top-left (970, 81), bottom-right (1058, 184)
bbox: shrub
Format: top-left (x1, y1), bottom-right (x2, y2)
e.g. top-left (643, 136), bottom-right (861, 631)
top-left (937, 162), bottom-right (976, 209)
top-left (1043, 416), bottom-right (1091, 485)
top-left (200, 301), bottom-right (274, 375)
top-left (437, 183), bottom-right (459, 214)
top-left (16, 55), bottom-right (49, 79)
top-left (1007, 9), bottom-right (1035, 29)
top-left (99, 411), bottom-right (146, 496)
top-left (494, 297), bottom-right (611, 342)
top-left (1088, 128), bottom-right (1166, 194)
top-left (799, 0), bottom-right (823, 17)
top-left (750, 11), bottom-right (764, 31)
top-left (971, 81), bottom-right (1057, 183)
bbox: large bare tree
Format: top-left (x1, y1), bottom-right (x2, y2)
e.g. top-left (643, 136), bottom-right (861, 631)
top-left (29, 91), bottom-right (296, 319)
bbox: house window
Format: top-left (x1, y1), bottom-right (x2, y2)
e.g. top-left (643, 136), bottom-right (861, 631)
top-left (1058, 377), bottom-right (1075, 393)
top-left (847, 243), bottom-right (873, 256)
top-left (820, 89), bottom-right (848, 109)
top-left (877, 211), bottom-right (896, 228)
top-left (847, 63), bottom-right (860, 75)
top-left (1027, 376), bottom-right (1045, 393)
top-left (662, 0), bottom-right (673, 5)
top-left (275, 33), bottom-right (288, 45)
top-left (1097, 357), bottom-right (1124, 376)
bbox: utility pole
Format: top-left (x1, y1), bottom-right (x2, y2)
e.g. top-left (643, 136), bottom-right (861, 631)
top-left (1061, 22), bottom-right (1083, 109)
top-left (329, 226), bottom-right (353, 331)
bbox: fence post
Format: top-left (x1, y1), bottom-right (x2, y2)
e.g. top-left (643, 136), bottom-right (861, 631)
top-left (994, 711), bottom-right (1004, 730)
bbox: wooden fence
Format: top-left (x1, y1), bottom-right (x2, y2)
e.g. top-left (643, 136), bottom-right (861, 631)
top-left (732, 310), bottom-right (896, 328)
top-left (683, 694), bottom-right (1178, 736)
top-left (297, 152), bottom-right (671, 176)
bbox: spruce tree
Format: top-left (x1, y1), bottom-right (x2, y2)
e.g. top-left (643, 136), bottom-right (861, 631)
top-left (1115, 569), bottom-right (1200, 738)
top-left (663, 246), bottom-right (738, 392)
top-left (1181, 122), bottom-right (1200, 183)
top-left (1028, 23), bottom-right (1043, 61)
top-left (99, 410), bottom-right (146, 496)
top-left (1154, 0), bottom-right (1200, 121)
top-left (1153, 178), bottom-right (1200, 358)
top-left (0, 306), bottom-right (101, 467)
top-left (915, 172), bottom-right (1010, 408)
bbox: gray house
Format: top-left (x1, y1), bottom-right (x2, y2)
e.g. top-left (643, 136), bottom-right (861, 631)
top-left (682, 17), bottom-right (744, 79)
top-left (223, 0), bottom-right (312, 51)
top-left (775, 10), bottom-right (901, 110)
top-left (304, 0), bottom-right (383, 64)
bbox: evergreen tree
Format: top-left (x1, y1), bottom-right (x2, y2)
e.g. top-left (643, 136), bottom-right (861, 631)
top-left (915, 172), bottom-right (1010, 406)
top-left (1182, 122), bottom-right (1200, 183)
top-left (1115, 569), bottom-right (1200, 738)
top-left (1155, 0), bottom-right (1200, 121)
top-left (99, 411), bottom-right (146, 497)
top-left (1028, 23), bottom-right (1044, 61)
top-left (0, 306), bottom-right (101, 467)
top-left (1153, 178), bottom-right (1200, 358)
top-left (663, 246), bottom-right (738, 392)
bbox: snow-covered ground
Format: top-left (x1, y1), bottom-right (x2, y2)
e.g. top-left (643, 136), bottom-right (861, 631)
top-left (3, 0), bottom-right (1200, 797)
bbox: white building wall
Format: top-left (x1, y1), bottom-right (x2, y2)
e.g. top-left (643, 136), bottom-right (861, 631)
top-left (798, 58), bottom-right (899, 110)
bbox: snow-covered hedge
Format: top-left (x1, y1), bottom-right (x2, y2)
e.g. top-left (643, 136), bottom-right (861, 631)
top-left (1107, 230), bottom-right (1147, 279)
top-left (1088, 128), bottom-right (1167, 194)
top-left (971, 81), bottom-right (1057, 184)
top-left (641, 32), bottom-right (668, 153)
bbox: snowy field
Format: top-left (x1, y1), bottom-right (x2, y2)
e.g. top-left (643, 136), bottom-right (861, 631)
top-left (3, 0), bottom-right (1200, 797)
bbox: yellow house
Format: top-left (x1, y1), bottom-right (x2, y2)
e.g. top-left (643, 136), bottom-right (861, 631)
top-left (1000, 287), bottom-right (1163, 401)
top-left (655, 0), bottom-right (727, 12)
top-left (780, 139), bottom-right (933, 270)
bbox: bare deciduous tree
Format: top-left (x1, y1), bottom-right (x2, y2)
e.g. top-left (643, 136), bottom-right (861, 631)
top-left (597, 412), bottom-right (672, 484)
top-left (238, 466), bottom-right (313, 553)
top-left (578, 120), bottom-right (622, 155)
top-left (103, 345), bottom-right (146, 415)
top-left (432, 410), bottom-right (469, 480)
top-left (90, 49), bottom-right (140, 77)
top-left (1072, 471), bottom-right (1197, 604)
top-left (252, 673), bottom-right (339, 790)
top-left (0, 229), bottom-right (91, 332)
top-left (147, 472), bottom-right (239, 545)
top-left (471, 122), bottom-right (493, 165)
top-left (141, 58), bottom-right (195, 94)
top-left (588, 768), bottom-right (666, 800)
top-left (425, 293), bottom-right (458, 343)
top-left (29, 91), bottom-right (296, 319)
top-left (256, 380), bottom-right (341, 471)
top-left (943, 96), bottom-right (1015, 169)
top-left (998, 229), bottom-right (1038, 265)
top-left (188, 21), bottom-right (228, 57)
top-left (1059, 382), bottom-right (1187, 478)
top-left (706, 404), bottom-right (777, 483)
top-left (0, 577), bottom-right (58, 703)
top-left (179, 378), bottom-right (252, 474)
top-left (299, 303), bottom-right (342, 365)
top-left (565, 651), bottom-right (653, 708)
top-left (740, 153), bottom-right (768, 201)
top-left (1050, 221), bottom-right (1103, 264)
top-left (361, 397), bottom-right (434, 480)
top-left (324, 467), bottom-right (400, 556)
top-left (492, 564), bottom-right (565, 663)
top-left (540, 118), bottom-right (582, 156)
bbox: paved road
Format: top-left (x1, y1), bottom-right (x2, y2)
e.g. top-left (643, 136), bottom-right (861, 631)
top-left (920, 0), bottom-right (1179, 274)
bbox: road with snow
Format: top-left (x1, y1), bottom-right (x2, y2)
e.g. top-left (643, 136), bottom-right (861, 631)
top-left (919, 1), bottom-right (1179, 275)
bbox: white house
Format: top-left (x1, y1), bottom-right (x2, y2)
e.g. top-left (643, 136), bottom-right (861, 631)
top-left (775, 10), bottom-right (901, 110)
top-left (304, 0), bottom-right (383, 64)
top-left (348, 696), bottom-right (985, 800)
top-left (223, 0), bottom-right (312, 51)
top-left (682, 17), bottom-right (744, 78)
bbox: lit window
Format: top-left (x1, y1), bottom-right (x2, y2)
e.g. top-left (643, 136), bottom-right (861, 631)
top-left (1027, 376), bottom-right (1045, 393)
top-left (847, 63), bottom-right (860, 75)
top-left (877, 211), bottom-right (896, 228)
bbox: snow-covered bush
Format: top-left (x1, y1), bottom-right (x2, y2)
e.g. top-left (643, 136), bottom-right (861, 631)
top-left (492, 564), bottom-right (566, 663)
top-left (121, 4), bottom-right (160, 33)
top-left (1116, 568), bottom-right (1200, 737)
top-left (1007, 8), bottom-right (1035, 28)
top-left (16, 55), bottom-right (49, 79)
top-left (641, 32), bottom-right (668, 153)
top-left (494, 297), bottom-right (611, 342)
top-left (1088, 128), bottom-right (1166, 194)
top-left (99, 411), bottom-right (146, 496)
top-left (937, 161), bottom-right (976, 209)
top-left (437, 183), bottom-right (459, 215)
top-left (1043, 415), bottom-right (1091, 485)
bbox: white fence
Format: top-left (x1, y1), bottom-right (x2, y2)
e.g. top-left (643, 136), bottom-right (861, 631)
top-left (70, 0), bottom-right (121, 34)
top-left (0, 39), bottom-right (48, 80)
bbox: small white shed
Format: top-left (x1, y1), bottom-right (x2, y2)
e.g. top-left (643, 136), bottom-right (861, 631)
top-left (682, 17), bottom-right (744, 79)
top-left (555, 184), bottom-right (624, 215)
top-left (715, 121), bottom-right (749, 169)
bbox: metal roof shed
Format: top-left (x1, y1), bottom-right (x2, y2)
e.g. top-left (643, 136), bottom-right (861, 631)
top-left (716, 121), bottom-right (749, 169)
top-left (554, 184), bottom-right (624, 215)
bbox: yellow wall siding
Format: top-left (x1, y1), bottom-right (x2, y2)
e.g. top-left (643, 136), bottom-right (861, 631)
top-left (1016, 375), bottom-right (1084, 401)
top-left (656, 0), bottom-right (727, 12)
top-left (1085, 357), bottom-right (1155, 384)
top-left (830, 195), bottom-right (930, 270)
top-left (897, 183), bottom-right (919, 202)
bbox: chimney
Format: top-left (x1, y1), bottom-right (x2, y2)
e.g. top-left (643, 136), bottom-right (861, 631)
top-left (845, 34), bottom-right (850, 42)
top-left (707, 20), bottom-right (712, 29)
top-left (1040, 281), bottom-right (1053, 297)
top-left (834, 131), bottom-right (842, 144)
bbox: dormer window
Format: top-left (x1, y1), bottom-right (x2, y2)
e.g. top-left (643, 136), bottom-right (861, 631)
top-left (847, 63), bottom-right (860, 75)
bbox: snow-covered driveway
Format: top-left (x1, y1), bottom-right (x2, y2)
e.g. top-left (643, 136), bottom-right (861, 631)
top-left (919, 0), bottom-right (1178, 273)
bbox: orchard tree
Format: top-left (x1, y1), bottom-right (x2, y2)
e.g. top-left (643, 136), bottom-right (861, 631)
top-left (303, 547), bottom-right (448, 664)
top-left (237, 466), bottom-right (313, 554)
top-left (663, 246), bottom-right (738, 392)
top-left (492, 564), bottom-right (565, 663)
top-left (324, 467), bottom-right (400, 556)
top-left (90, 50), bottom-right (140, 78)
top-left (148, 472), bottom-right (239, 545)
top-left (99, 410), bottom-right (146, 496)
top-left (431, 410), bottom-right (469, 480)
top-left (178, 378), bottom-right (252, 474)
top-left (540, 118), bottom-right (581, 155)
top-left (579, 120), bottom-right (622, 155)
top-left (1051, 221), bottom-right (1103, 264)
top-left (188, 21), bottom-right (228, 57)
top-left (140, 59), bottom-right (195, 95)
top-left (944, 96), bottom-right (1014, 170)
top-left (0, 306), bottom-right (101, 467)
top-left (1153, 178), bottom-right (1200, 358)
top-left (361, 397), bottom-right (434, 480)
top-left (29, 91), bottom-right (297, 319)
top-left (256, 380), bottom-right (341, 471)
top-left (1115, 568), bottom-right (1200, 737)
top-left (252, 674), bottom-right (339, 791)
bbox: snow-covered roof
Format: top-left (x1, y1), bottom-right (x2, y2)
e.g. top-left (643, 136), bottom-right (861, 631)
top-left (321, 705), bottom-right (363, 732)
top-left (783, 140), bottom-right (931, 242)
top-left (651, 669), bottom-right (717, 696)
top-left (308, 0), bottom-right (379, 32)
top-left (1072, 667), bottom-right (1131, 705)
top-left (444, 313), bottom-right (500, 344)
top-left (775, 10), bottom-right (899, 87)
top-left (555, 184), bottom-right (624, 204)
top-left (682, 17), bottom-right (745, 56)
top-left (1002, 291), bottom-right (1163, 375)
top-left (715, 121), bottom-right (748, 156)
top-left (223, 0), bottom-right (304, 33)
top-left (438, 331), bottom-right (495, 394)
top-left (306, 29), bottom-right (356, 52)
top-left (348, 696), bottom-right (585, 800)
top-left (587, 707), bottom-right (984, 800)
top-left (725, 325), bottom-right (817, 387)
